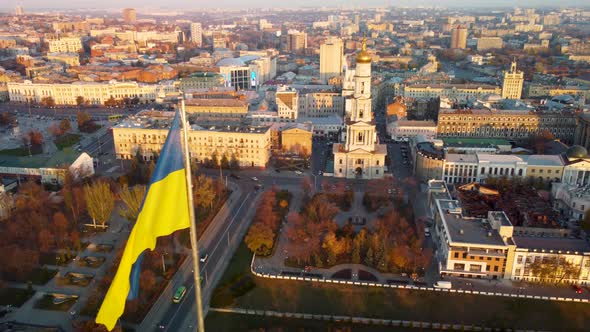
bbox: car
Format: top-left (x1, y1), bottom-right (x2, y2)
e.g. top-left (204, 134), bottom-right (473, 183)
top-left (294, 170), bottom-right (302, 175)
top-left (424, 227), bottom-right (431, 237)
top-left (573, 285), bottom-right (583, 294)
top-left (251, 176), bottom-right (258, 181)
top-left (200, 253), bottom-right (208, 263)
top-left (229, 174), bottom-right (240, 180)
top-left (275, 168), bottom-right (281, 173)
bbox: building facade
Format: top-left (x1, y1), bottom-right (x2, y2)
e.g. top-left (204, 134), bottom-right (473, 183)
top-left (184, 99), bottom-right (248, 122)
top-left (333, 38), bottom-right (386, 179)
top-left (437, 109), bottom-right (576, 144)
top-left (47, 37), bottom-right (83, 53)
top-left (7, 80), bottom-right (175, 105)
top-left (276, 86), bottom-right (299, 120)
top-left (300, 92), bottom-right (344, 118)
top-left (122, 8), bottom-right (137, 24)
top-left (451, 25), bottom-right (467, 49)
top-left (320, 36), bottom-right (343, 83)
top-left (501, 61), bottom-right (524, 99)
top-left (402, 84), bottom-right (501, 102)
top-left (190, 22), bottom-right (203, 47)
top-left (113, 111), bottom-right (271, 167)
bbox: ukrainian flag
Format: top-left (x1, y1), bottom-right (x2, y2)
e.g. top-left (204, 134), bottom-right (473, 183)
top-left (96, 111), bottom-right (190, 330)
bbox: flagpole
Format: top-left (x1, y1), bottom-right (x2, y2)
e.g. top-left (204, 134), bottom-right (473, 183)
top-left (180, 95), bottom-right (206, 332)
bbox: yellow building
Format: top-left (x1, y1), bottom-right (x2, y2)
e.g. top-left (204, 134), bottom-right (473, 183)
top-left (7, 80), bottom-right (176, 105)
top-left (183, 98), bottom-right (248, 122)
top-left (403, 84), bottom-right (501, 102)
top-left (113, 111), bottom-right (271, 168)
top-left (501, 61), bottom-right (524, 99)
top-left (46, 52), bottom-right (80, 67)
top-left (281, 125), bottom-right (312, 156)
top-left (46, 37), bottom-right (83, 53)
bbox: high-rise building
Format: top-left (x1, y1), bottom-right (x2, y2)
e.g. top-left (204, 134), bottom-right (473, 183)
top-left (286, 30), bottom-right (307, 53)
top-left (15, 6), bottom-right (24, 16)
top-left (320, 36), bottom-right (344, 83)
top-left (333, 38), bottom-right (387, 179)
top-left (450, 25), bottom-right (467, 49)
top-left (502, 60), bottom-right (524, 99)
top-left (212, 31), bottom-right (226, 49)
top-left (190, 22), bottom-right (202, 47)
top-left (122, 8), bottom-right (137, 24)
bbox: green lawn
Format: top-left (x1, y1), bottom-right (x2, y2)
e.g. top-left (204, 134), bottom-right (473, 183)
top-left (0, 145), bottom-right (42, 156)
top-left (211, 241), bottom-right (590, 331)
top-left (206, 311), bottom-right (440, 331)
top-left (0, 288), bottom-right (35, 307)
top-left (54, 133), bottom-right (81, 150)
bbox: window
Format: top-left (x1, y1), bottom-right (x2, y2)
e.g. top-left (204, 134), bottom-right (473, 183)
top-left (376, 160), bottom-right (380, 166)
top-left (454, 252), bottom-right (459, 258)
top-left (515, 268), bottom-right (521, 275)
top-left (517, 255), bottom-right (523, 264)
top-left (494, 266), bottom-right (499, 272)
top-left (339, 159), bottom-right (343, 165)
top-left (462, 253), bottom-right (467, 259)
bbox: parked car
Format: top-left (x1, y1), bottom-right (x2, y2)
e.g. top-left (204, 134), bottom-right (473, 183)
top-left (230, 174), bottom-right (240, 180)
top-left (251, 176), bottom-right (258, 181)
top-left (424, 227), bottom-right (431, 237)
top-left (573, 285), bottom-right (583, 294)
top-left (294, 170), bottom-right (302, 175)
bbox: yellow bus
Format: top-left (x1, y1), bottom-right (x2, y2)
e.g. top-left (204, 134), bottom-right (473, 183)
top-left (108, 114), bottom-right (123, 122)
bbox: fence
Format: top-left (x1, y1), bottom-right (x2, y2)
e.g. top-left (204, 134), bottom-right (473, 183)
top-left (209, 307), bottom-right (547, 332)
top-left (250, 255), bottom-right (590, 304)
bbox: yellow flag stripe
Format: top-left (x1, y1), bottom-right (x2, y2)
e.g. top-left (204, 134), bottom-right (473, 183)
top-left (96, 168), bottom-right (190, 330)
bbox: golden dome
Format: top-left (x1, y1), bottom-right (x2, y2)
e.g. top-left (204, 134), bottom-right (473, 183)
top-left (356, 36), bottom-right (372, 64)
top-left (387, 99), bottom-right (407, 117)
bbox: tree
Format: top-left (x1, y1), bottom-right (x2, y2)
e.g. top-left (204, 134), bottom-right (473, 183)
top-left (37, 229), bottom-right (54, 252)
top-left (84, 181), bottom-right (115, 228)
top-left (59, 119), bottom-right (72, 133)
top-left (77, 111), bottom-right (91, 128)
top-left (193, 175), bottom-right (216, 210)
top-left (244, 222), bottom-right (275, 255)
top-left (76, 96), bottom-right (85, 106)
top-left (581, 210), bottom-right (590, 233)
top-left (140, 269), bottom-right (157, 297)
top-left (364, 247), bottom-right (374, 267)
top-left (351, 241), bottom-right (361, 264)
top-left (119, 185), bottom-right (146, 222)
top-left (529, 256), bottom-right (580, 283)
top-left (28, 130), bottom-right (44, 146)
top-left (63, 186), bottom-right (86, 224)
top-left (41, 96), bottom-right (55, 107)
top-left (229, 153), bottom-right (239, 170)
top-left (220, 153), bottom-right (230, 169)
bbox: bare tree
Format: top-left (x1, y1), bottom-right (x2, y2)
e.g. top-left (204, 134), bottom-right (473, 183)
top-left (84, 181), bottom-right (115, 228)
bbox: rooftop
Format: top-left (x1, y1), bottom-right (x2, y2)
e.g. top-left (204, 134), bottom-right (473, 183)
top-left (443, 137), bottom-right (511, 148)
top-left (437, 199), bottom-right (508, 247)
top-left (514, 236), bottom-right (590, 253)
top-left (0, 148), bottom-right (84, 169)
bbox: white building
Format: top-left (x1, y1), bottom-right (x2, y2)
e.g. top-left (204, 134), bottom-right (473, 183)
top-left (387, 119), bottom-right (437, 141)
top-left (276, 86), bottom-right (299, 120)
top-left (333, 38), bottom-right (387, 179)
top-left (190, 22), bottom-right (203, 47)
top-left (502, 61), bottom-right (524, 99)
top-left (0, 152), bottom-right (94, 185)
top-left (47, 37), bottom-right (83, 53)
top-left (319, 36), bottom-right (344, 83)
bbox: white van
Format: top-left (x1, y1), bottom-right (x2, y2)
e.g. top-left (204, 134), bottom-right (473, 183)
top-left (433, 281), bottom-right (452, 289)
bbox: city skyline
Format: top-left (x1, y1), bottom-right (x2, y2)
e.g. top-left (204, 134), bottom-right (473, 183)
top-left (3, 0), bottom-right (590, 10)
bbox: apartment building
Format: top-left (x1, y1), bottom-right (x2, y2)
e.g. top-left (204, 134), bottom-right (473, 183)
top-left (113, 111), bottom-right (271, 168)
top-left (184, 98), bottom-right (248, 122)
top-left (300, 92), bottom-right (344, 118)
top-left (46, 37), bottom-right (83, 53)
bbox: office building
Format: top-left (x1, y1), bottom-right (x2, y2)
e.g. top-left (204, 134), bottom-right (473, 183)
top-left (212, 31), bottom-right (226, 49)
top-left (451, 25), bottom-right (467, 49)
top-left (190, 23), bottom-right (203, 47)
top-left (15, 6), bottom-right (24, 16)
top-left (122, 8), bottom-right (137, 24)
top-left (320, 36), bottom-right (344, 83)
top-left (178, 73), bottom-right (225, 91)
top-left (113, 111), bottom-right (271, 167)
top-left (333, 38), bottom-right (386, 179)
top-left (300, 92), bottom-right (344, 118)
top-left (184, 98), bottom-right (248, 122)
top-left (502, 60), bottom-right (524, 99)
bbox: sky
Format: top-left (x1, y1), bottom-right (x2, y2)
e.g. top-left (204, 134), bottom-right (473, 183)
top-left (2, 0), bottom-right (589, 10)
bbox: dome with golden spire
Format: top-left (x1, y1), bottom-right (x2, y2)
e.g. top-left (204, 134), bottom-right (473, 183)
top-left (356, 36), bottom-right (372, 64)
